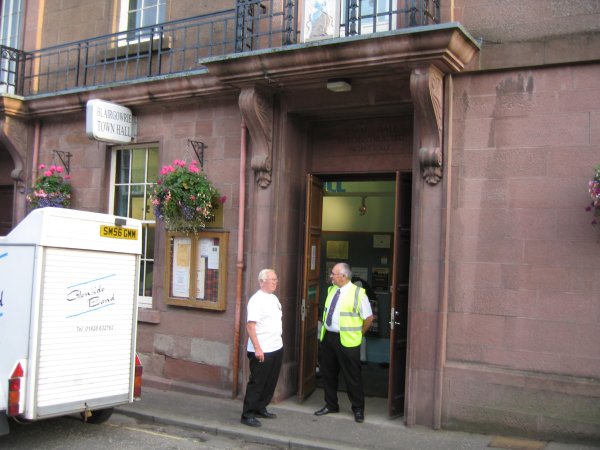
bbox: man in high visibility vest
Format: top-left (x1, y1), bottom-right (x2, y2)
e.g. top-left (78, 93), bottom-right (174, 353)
top-left (314, 262), bottom-right (373, 423)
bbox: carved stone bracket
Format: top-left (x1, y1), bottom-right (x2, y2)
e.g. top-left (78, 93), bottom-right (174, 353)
top-left (410, 65), bottom-right (444, 185)
top-left (1, 113), bottom-right (27, 194)
top-left (239, 86), bottom-right (274, 188)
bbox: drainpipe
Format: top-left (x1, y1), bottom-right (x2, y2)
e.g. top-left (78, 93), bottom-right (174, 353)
top-left (232, 120), bottom-right (248, 399)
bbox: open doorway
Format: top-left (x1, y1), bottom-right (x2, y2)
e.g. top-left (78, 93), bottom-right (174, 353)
top-left (319, 178), bottom-right (395, 399)
top-left (298, 172), bottom-right (411, 417)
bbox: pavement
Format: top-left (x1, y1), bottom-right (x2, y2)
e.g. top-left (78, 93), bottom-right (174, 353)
top-left (114, 386), bottom-right (599, 450)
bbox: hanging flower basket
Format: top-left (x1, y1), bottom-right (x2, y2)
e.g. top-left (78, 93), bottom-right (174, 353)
top-left (26, 164), bottom-right (72, 210)
top-left (151, 159), bottom-right (226, 233)
top-left (586, 164), bottom-right (600, 226)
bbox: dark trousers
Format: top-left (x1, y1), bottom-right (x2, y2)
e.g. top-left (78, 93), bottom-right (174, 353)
top-left (319, 330), bottom-right (364, 412)
top-left (242, 347), bottom-right (283, 418)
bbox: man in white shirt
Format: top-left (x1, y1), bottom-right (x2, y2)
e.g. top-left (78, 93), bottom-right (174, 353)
top-left (241, 269), bottom-right (283, 427)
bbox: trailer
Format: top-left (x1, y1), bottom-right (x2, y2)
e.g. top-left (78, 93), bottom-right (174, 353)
top-left (0, 207), bottom-right (143, 435)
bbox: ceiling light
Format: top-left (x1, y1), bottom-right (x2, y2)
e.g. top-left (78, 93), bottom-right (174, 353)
top-left (327, 79), bottom-right (352, 92)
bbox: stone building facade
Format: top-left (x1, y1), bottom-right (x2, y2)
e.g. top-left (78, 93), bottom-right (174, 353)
top-left (1, 0), bottom-right (599, 443)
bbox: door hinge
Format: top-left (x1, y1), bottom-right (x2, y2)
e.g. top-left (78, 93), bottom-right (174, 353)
top-left (301, 298), bottom-right (306, 321)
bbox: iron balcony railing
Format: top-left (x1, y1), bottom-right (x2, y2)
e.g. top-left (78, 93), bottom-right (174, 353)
top-left (0, 0), bottom-right (439, 97)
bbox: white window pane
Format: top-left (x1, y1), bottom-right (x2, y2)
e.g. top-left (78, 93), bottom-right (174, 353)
top-left (112, 147), bottom-right (158, 306)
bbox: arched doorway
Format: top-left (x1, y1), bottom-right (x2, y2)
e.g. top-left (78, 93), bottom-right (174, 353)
top-left (0, 146), bottom-right (15, 235)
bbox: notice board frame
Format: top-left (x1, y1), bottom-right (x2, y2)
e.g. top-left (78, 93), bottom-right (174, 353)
top-left (164, 230), bottom-right (228, 311)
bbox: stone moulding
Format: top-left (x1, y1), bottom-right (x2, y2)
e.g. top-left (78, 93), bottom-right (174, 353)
top-left (411, 65), bottom-right (444, 185)
top-left (202, 24), bottom-right (480, 86)
top-left (239, 86), bottom-right (275, 188)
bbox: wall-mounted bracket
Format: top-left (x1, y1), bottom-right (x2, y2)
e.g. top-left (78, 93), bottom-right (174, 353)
top-left (188, 140), bottom-right (206, 170)
top-left (52, 150), bottom-right (73, 175)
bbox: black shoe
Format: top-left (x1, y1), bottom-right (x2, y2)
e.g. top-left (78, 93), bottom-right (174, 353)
top-left (314, 405), bottom-right (339, 416)
top-left (354, 410), bottom-right (364, 423)
top-left (256, 409), bottom-right (277, 419)
top-left (241, 416), bottom-right (262, 427)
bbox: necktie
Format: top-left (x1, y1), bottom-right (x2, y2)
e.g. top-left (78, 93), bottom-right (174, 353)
top-left (325, 289), bottom-right (341, 326)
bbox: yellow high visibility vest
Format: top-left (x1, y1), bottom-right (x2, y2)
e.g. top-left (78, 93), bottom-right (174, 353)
top-left (320, 284), bottom-right (365, 347)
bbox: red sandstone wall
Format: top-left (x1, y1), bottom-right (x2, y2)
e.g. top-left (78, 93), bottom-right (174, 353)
top-left (26, 0), bottom-right (233, 49)
top-left (32, 97), bottom-right (247, 394)
top-left (444, 63), bottom-right (600, 440)
top-left (453, 0), bottom-right (600, 43)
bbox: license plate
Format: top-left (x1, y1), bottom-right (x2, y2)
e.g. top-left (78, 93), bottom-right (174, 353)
top-left (99, 225), bottom-right (138, 240)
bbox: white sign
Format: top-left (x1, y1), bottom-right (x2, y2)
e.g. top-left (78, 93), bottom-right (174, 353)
top-left (86, 99), bottom-right (136, 143)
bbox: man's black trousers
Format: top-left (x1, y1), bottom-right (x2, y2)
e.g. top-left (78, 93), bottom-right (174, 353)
top-left (319, 330), bottom-right (364, 412)
top-left (242, 348), bottom-right (283, 418)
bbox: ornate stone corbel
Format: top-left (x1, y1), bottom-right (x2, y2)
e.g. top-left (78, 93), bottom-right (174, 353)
top-left (11, 167), bottom-right (25, 193)
top-left (410, 65), bottom-right (444, 185)
top-left (239, 86), bottom-right (274, 188)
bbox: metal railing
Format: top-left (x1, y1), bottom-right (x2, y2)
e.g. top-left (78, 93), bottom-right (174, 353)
top-left (343, 0), bottom-right (440, 36)
top-left (0, 0), bottom-right (439, 97)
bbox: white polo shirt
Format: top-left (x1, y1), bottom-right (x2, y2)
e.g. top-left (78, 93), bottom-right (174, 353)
top-left (246, 289), bottom-right (283, 353)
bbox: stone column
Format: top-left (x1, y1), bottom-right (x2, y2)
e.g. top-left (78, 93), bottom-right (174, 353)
top-left (405, 65), bottom-right (445, 427)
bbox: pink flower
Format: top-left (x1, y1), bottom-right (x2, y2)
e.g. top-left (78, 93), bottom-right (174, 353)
top-left (38, 164), bottom-right (46, 170)
top-left (44, 170), bottom-right (53, 177)
top-left (161, 165), bottom-right (175, 175)
top-left (219, 195), bottom-right (227, 204)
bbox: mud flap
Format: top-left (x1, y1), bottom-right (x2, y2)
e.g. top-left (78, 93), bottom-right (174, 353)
top-left (0, 411), bottom-right (9, 436)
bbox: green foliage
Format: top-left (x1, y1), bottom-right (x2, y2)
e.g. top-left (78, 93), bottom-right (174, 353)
top-left (587, 164), bottom-right (600, 226)
top-left (150, 159), bottom-right (225, 233)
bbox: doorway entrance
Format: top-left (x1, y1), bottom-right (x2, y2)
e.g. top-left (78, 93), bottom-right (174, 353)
top-left (298, 172), bottom-right (411, 417)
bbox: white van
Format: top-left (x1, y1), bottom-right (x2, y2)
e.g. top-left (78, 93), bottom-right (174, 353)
top-left (0, 208), bottom-right (143, 435)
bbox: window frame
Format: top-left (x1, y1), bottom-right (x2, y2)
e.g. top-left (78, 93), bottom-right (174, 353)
top-left (117, 0), bottom-right (167, 46)
top-left (109, 144), bottom-right (159, 309)
top-left (0, 0), bottom-right (25, 94)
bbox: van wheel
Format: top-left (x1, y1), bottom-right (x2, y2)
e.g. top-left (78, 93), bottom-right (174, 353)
top-left (82, 407), bottom-right (114, 424)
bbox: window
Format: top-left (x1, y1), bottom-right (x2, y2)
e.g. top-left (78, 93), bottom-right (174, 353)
top-left (0, 0), bottom-right (25, 94)
top-left (110, 146), bottom-right (159, 308)
top-left (340, 0), bottom-right (397, 35)
top-left (118, 0), bottom-right (167, 42)
top-left (361, 0), bottom-right (397, 33)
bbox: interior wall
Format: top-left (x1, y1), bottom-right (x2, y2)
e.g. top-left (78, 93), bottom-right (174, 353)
top-left (323, 195), bottom-right (394, 232)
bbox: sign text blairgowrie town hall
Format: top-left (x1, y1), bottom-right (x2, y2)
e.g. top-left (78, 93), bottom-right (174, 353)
top-left (86, 99), bottom-right (137, 144)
